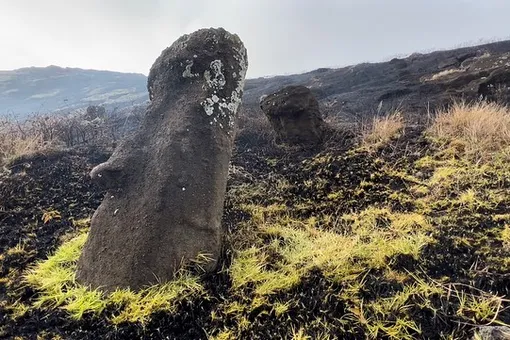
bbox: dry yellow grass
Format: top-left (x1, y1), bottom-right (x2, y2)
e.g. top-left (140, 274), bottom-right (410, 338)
top-left (429, 101), bottom-right (510, 160)
top-left (0, 120), bottom-right (48, 166)
top-left (428, 68), bottom-right (465, 81)
top-left (362, 112), bottom-right (404, 148)
top-left (0, 116), bottom-right (69, 166)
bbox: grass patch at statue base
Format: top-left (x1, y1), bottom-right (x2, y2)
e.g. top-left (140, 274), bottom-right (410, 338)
top-left (24, 229), bottom-right (206, 325)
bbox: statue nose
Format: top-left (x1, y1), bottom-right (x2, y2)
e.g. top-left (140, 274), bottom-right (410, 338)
top-left (90, 162), bottom-right (125, 190)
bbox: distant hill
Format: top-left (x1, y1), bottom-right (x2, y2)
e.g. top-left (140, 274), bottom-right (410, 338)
top-left (242, 40), bottom-right (510, 121)
top-left (0, 66), bottom-right (148, 118)
top-left (2, 39), bottom-right (510, 119)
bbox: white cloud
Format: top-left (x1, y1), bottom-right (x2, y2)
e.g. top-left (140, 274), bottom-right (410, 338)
top-left (0, 0), bottom-right (509, 78)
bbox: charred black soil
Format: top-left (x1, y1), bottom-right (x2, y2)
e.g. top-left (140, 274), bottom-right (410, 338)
top-left (1, 128), bottom-right (509, 339)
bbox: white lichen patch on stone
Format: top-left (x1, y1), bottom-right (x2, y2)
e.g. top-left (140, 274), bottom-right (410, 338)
top-left (200, 46), bottom-right (248, 133)
top-left (203, 100), bottom-right (215, 116)
top-left (182, 60), bottom-right (199, 78)
top-left (204, 60), bottom-right (226, 90)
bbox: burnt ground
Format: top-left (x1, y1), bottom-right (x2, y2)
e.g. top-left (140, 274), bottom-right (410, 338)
top-left (1, 129), bottom-right (510, 339)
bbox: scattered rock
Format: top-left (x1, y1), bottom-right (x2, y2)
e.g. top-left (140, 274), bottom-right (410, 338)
top-left (389, 58), bottom-right (408, 69)
top-left (474, 326), bottom-right (510, 340)
top-left (438, 57), bottom-right (460, 70)
top-left (85, 105), bottom-right (106, 119)
top-left (477, 66), bottom-right (510, 102)
top-left (429, 52), bottom-right (510, 101)
top-left (76, 27), bottom-right (248, 292)
top-left (259, 85), bottom-right (326, 144)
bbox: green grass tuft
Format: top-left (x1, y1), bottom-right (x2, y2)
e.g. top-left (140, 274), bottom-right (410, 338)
top-left (24, 231), bottom-right (205, 324)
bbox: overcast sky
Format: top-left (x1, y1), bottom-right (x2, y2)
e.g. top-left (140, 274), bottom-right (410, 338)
top-left (1, 0), bottom-right (509, 78)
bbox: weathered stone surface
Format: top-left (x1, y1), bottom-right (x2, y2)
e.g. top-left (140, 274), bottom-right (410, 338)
top-left (76, 28), bottom-right (248, 292)
top-left (259, 85), bottom-right (326, 144)
top-left (473, 326), bottom-right (510, 340)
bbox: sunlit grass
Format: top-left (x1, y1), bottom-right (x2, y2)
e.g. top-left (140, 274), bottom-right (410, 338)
top-left (429, 101), bottom-right (510, 161)
top-left (362, 111), bottom-right (404, 148)
top-left (24, 231), bottom-right (205, 324)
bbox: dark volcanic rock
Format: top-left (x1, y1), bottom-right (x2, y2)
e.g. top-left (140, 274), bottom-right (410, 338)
top-left (76, 28), bottom-right (248, 292)
top-left (420, 52), bottom-right (510, 102)
top-left (260, 85), bottom-right (326, 144)
top-left (474, 326), bottom-right (510, 340)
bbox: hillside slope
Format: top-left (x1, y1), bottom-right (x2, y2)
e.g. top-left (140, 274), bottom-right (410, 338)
top-left (243, 40), bottom-right (510, 120)
top-left (0, 66), bottom-right (148, 117)
top-left (2, 40), bottom-right (510, 121)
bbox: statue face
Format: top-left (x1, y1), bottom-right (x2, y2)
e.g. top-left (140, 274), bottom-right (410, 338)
top-left (91, 29), bottom-right (248, 193)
